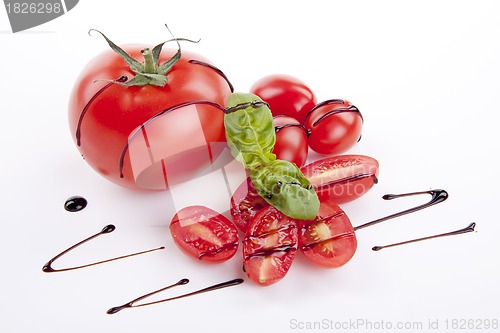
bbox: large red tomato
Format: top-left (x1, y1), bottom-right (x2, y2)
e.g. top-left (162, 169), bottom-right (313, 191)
top-left (68, 42), bottom-right (233, 190)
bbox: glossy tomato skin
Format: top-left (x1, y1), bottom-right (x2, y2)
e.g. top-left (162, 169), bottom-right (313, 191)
top-left (301, 155), bottom-right (379, 204)
top-left (298, 201), bottom-right (357, 268)
top-left (304, 99), bottom-right (363, 155)
top-left (230, 176), bottom-right (269, 233)
top-left (250, 74), bottom-right (316, 123)
top-left (242, 206), bottom-right (298, 286)
top-left (68, 45), bottom-right (232, 190)
top-left (169, 205), bottom-right (239, 263)
top-left (273, 115), bottom-right (309, 168)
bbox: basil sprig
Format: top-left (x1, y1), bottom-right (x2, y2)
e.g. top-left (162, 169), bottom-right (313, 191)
top-left (224, 93), bottom-right (319, 220)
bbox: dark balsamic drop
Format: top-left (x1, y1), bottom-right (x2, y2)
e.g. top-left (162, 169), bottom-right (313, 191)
top-left (64, 196), bottom-right (88, 212)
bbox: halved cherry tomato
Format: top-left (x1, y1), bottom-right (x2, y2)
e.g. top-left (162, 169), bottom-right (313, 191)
top-left (273, 115), bottom-right (309, 167)
top-left (303, 99), bottom-right (363, 155)
top-left (298, 201), bottom-right (357, 268)
top-left (301, 155), bottom-right (379, 204)
top-left (242, 206), bottom-right (298, 286)
top-left (250, 74), bottom-right (316, 123)
top-left (230, 176), bottom-right (269, 233)
top-left (169, 205), bottom-right (239, 262)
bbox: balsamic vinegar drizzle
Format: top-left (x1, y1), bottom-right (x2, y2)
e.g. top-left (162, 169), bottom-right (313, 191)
top-left (224, 100), bottom-right (270, 114)
top-left (76, 75), bottom-right (128, 146)
top-left (319, 173), bottom-right (379, 189)
top-left (188, 59), bottom-right (234, 92)
top-left (42, 224), bottom-right (165, 273)
top-left (107, 278), bottom-right (244, 315)
top-left (64, 196), bottom-right (88, 212)
top-left (372, 222), bottom-right (476, 251)
top-left (302, 99), bottom-right (364, 127)
top-left (118, 100), bottom-right (226, 178)
top-left (275, 123), bottom-right (304, 133)
top-left (353, 189), bottom-right (449, 231)
top-left (345, 189), bottom-right (475, 251)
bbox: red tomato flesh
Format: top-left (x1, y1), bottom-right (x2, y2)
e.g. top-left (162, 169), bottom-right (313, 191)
top-left (298, 201), bottom-right (357, 268)
top-left (243, 206), bottom-right (298, 286)
top-left (230, 177), bottom-right (269, 233)
top-left (301, 155), bottom-right (379, 204)
top-left (170, 206), bottom-right (239, 262)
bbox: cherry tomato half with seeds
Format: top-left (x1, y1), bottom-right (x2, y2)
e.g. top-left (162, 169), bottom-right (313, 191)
top-left (170, 205), bottom-right (239, 263)
top-left (68, 43), bottom-right (232, 190)
top-left (230, 177), bottom-right (269, 233)
top-left (298, 201), bottom-right (357, 268)
top-left (304, 99), bottom-right (363, 155)
top-left (250, 74), bottom-right (316, 123)
top-left (301, 155), bottom-right (379, 204)
top-left (242, 206), bottom-right (298, 286)
top-left (273, 115), bottom-right (309, 168)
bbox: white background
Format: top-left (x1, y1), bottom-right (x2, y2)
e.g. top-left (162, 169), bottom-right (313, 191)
top-left (1, 1), bottom-right (499, 332)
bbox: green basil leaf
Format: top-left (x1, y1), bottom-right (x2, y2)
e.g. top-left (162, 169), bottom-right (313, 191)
top-left (224, 93), bottom-right (276, 169)
top-left (250, 160), bottom-right (319, 220)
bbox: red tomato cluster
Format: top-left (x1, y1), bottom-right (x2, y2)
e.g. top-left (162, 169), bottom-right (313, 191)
top-left (67, 32), bottom-right (378, 286)
top-left (168, 75), bottom-right (378, 286)
top-left (250, 74), bottom-right (364, 167)
top-left (170, 155), bottom-right (379, 286)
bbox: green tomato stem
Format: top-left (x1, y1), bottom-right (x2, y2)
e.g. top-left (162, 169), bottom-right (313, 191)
top-left (141, 48), bottom-right (157, 74)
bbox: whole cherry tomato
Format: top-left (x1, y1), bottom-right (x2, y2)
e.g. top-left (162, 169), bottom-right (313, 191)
top-left (298, 201), bottom-right (357, 268)
top-left (303, 99), bottom-right (363, 155)
top-left (273, 115), bottom-right (309, 168)
top-left (242, 205), bottom-right (298, 286)
top-left (250, 74), bottom-right (316, 123)
top-left (301, 155), bottom-right (379, 204)
top-left (169, 205), bottom-right (239, 262)
top-left (68, 35), bottom-right (233, 190)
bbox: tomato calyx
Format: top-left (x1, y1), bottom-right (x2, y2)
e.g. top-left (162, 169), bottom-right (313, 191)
top-left (88, 26), bottom-right (199, 87)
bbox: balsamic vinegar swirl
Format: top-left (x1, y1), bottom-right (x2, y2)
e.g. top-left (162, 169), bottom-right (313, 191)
top-left (42, 225), bottom-right (164, 273)
top-left (347, 189), bottom-right (475, 251)
top-left (107, 278), bottom-right (244, 315)
top-left (372, 223), bottom-right (476, 251)
top-left (353, 189), bottom-right (449, 231)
